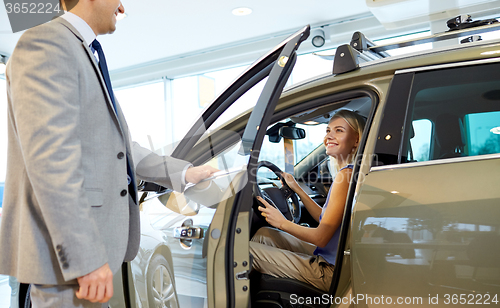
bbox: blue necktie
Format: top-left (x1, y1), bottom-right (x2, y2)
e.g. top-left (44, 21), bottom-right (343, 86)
top-left (91, 39), bottom-right (117, 111)
top-left (91, 39), bottom-right (136, 202)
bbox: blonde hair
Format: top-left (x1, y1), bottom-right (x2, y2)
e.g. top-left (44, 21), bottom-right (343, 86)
top-left (328, 109), bottom-right (366, 174)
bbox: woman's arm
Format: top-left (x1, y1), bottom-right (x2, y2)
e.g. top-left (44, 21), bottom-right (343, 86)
top-left (281, 173), bottom-right (322, 222)
top-left (259, 168), bottom-right (352, 247)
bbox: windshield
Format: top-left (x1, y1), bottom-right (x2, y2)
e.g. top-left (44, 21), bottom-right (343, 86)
top-left (257, 122), bottom-right (326, 179)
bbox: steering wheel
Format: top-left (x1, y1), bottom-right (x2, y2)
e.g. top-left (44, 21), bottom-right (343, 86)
top-left (253, 161), bottom-right (301, 224)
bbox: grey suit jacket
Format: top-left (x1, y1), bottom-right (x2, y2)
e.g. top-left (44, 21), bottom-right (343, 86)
top-left (0, 18), bottom-right (190, 285)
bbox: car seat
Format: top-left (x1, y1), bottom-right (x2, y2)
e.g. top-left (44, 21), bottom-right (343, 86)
top-left (250, 271), bottom-right (325, 308)
top-left (434, 113), bottom-right (465, 159)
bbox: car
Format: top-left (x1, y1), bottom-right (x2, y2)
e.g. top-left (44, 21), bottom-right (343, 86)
top-left (13, 15), bottom-right (500, 308)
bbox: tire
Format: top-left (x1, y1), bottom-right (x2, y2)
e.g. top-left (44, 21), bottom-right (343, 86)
top-left (24, 285), bottom-right (32, 308)
top-left (146, 254), bottom-right (179, 308)
top-left (18, 283), bottom-right (32, 308)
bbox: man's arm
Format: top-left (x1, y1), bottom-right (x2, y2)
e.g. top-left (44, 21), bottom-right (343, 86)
top-left (132, 142), bottom-right (217, 191)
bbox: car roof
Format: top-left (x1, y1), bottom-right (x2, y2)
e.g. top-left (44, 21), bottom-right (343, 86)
top-left (284, 37), bottom-right (500, 96)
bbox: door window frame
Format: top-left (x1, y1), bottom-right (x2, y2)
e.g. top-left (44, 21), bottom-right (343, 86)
top-left (372, 57), bottom-right (500, 172)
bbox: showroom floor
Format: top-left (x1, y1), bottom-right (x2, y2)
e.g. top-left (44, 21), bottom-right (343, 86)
top-left (0, 275), bottom-right (12, 308)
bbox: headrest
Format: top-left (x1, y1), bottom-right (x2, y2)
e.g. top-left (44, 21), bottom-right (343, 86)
top-left (435, 113), bottom-right (465, 152)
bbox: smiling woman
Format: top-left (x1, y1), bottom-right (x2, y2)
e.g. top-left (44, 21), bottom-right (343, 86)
top-left (250, 110), bottom-right (366, 292)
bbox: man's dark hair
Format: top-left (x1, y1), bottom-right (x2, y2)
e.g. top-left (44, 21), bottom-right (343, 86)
top-left (60, 0), bottom-right (79, 11)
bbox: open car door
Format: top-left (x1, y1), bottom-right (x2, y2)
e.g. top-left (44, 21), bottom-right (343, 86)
top-left (138, 26), bottom-right (309, 308)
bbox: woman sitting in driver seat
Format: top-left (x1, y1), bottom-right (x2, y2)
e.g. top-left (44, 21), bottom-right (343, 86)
top-left (250, 109), bottom-right (365, 292)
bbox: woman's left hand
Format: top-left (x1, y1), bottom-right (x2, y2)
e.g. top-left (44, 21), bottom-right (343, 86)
top-left (256, 196), bottom-right (288, 229)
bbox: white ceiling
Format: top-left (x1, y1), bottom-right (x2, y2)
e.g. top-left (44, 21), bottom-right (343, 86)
top-left (102, 0), bottom-right (371, 69)
top-left (0, 1), bottom-right (373, 79)
top-left (2, 0), bottom-right (500, 86)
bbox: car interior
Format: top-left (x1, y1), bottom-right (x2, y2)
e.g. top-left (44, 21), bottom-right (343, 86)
top-left (247, 101), bottom-right (372, 307)
top-left (142, 91), bottom-right (375, 307)
top-left (197, 95), bottom-right (374, 307)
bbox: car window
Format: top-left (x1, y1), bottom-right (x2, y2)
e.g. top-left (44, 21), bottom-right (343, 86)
top-left (408, 119), bottom-right (432, 162)
top-left (196, 78), bottom-right (267, 145)
top-left (401, 61), bottom-right (500, 163)
top-left (188, 77), bottom-right (270, 171)
top-left (257, 123), bottom-right (326, 179)
top-left (295, 124), bottom-right (326, 163)
top-left (465, 111), bottom-right (500, 155)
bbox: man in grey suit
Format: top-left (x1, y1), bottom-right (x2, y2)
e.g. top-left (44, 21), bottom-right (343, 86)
top-left (0, 0), bottom-right (217, 307)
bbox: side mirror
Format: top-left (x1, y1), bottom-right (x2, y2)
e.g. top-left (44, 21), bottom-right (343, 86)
top-left (279, 126), bottom-right (306, 140)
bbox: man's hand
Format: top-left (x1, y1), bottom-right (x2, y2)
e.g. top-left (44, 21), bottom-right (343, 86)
top-left (75, 263), bottom-right (113, 303)
top-left (185, 165), bottom-right (219, 184)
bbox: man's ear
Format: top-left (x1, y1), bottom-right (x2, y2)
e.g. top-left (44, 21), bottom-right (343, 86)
top-left (60, 0), bottom-right (79, 11)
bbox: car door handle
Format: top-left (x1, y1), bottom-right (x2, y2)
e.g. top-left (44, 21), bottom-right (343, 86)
top-left (174, 218), bottom-right (204, 241)
top-left (173, 226), bottom-right (204, 239)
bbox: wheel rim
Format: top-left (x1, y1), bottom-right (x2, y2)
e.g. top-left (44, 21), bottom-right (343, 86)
top-left (152, 264), bottom-right (177, 308)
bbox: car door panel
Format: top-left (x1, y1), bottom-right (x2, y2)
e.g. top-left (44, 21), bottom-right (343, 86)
top-left (350, 60), bottom-right (500, 305)
top-left (352, 156), bottom-right (500, 301)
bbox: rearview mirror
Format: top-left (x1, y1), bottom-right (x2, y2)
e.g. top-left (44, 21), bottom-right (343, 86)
top-left (279, 126), bottom-right (306, 140)
top-left (266, 122), bottom-right (306, 143)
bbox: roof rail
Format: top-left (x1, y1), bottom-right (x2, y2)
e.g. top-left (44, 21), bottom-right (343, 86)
top-left (332, 15), bottom-right (500, 75)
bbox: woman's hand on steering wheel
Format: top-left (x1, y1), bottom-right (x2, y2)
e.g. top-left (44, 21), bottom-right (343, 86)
top-left (281, 172), bottom-right (300, 192)
top-left (256, 196), bottom-right (288, 230)
top-left (253, 161), bottom-right (301, 223)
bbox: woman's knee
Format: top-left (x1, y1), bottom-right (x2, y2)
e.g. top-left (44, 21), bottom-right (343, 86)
top-left (251, 226), bottom-right (280, 242)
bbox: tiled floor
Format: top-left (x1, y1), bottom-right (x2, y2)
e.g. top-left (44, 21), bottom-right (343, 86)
top-left (0, 275), bottom-right (12, 308)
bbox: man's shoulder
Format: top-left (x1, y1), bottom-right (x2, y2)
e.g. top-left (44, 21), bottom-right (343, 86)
top-left (22, 17), bottom-right (62, 35)
top-left (20, 17), bottom-right (78, 43)
top-left (15, 18), bottom-right (81, 53)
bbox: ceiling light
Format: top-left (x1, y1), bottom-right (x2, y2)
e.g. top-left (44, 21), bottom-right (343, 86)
top-left (0, 55), bottom-right (7, 75)
top-left (491, 126), bottom-right (500, 134)
top-left (304, 121), bottom-right (320, 125)
top-left (385, 135), bottom-right (392, 140)
top-left (232, 7), bottom-right (252, 16)
top-left (390, 191), bottom-right (399, 194)
top-left (311, 29), bottom-right (326, 48)
top-left (116, 13), bottom-right (127, 21)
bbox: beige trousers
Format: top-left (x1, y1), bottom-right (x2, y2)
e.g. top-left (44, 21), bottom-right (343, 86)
top-left (249, 227), bottom-right (334, 292)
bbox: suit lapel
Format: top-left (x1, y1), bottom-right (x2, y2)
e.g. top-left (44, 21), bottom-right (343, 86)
top-left (81, 41), bottom-right (125, 133)
top-left (55, 18), bottom-right (137, 193)
top-left (56, 18), bottom-right (125, 136)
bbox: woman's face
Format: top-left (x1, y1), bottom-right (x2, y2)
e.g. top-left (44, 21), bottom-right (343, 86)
top-left (324, 117), bottom-right (359, 161)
